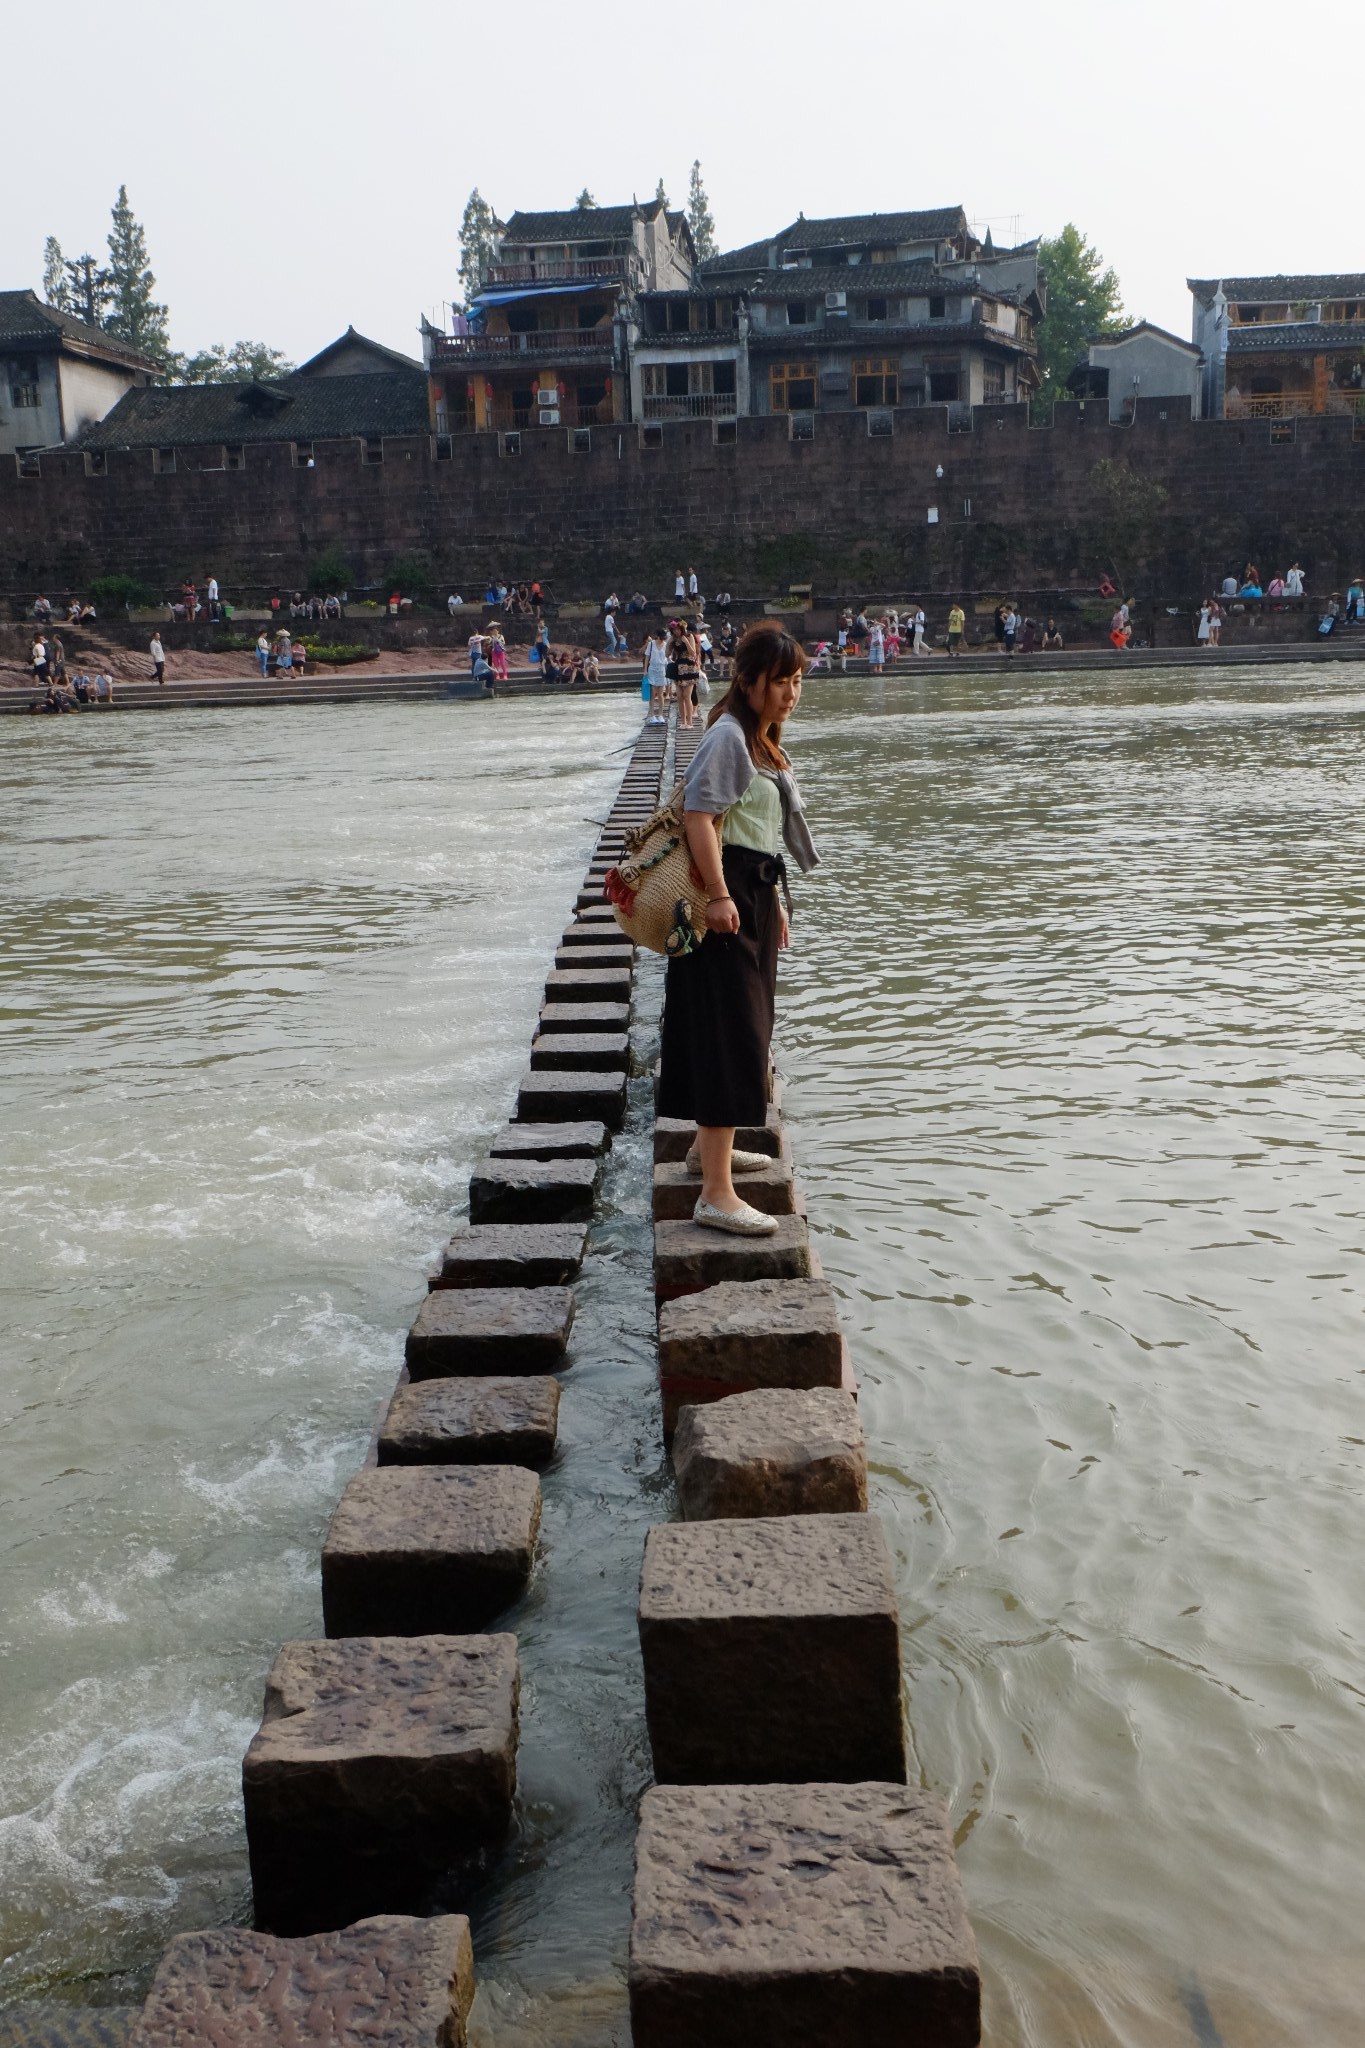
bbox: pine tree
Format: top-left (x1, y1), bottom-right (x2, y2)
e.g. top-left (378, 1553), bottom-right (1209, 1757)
top-left (64, 253), bottom-right (111, 328)
top-left (457, 188), bottom-right (499, 305)
top-left (575, 188), bottom-right (597, 210)
top-left (686, 160), bottom-right (716, 262)
top-left (169, 340), bottom-right (296, 385)
top-left (103, 185), bottom-right (170, 361)
top-left (43, 236), bottom-right (70, 310)
top-left (655, 178), bottom-right (670, 209)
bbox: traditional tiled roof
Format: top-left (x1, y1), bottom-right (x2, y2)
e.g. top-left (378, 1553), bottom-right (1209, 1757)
top-left (743, 262), bottom-right (974, 299)
top-left (502, 205), bottom-right (644, 244)
top-left (296, 325), bottom-right (423, 374)
top-left (1089, 320), bottom-right (1202, 354)
top-left (746, 318), bottom-right (1035, 356)
top-left (0, 288), bottom-right (159, 369)
top-left (1189, 273), bottom-right (1365, 305)
top-left (1225, 321), bottom-right (1365, 353)
top-left (74, 370), bottom-right (429, 449)
top-left (702, 207), bottom-right (970, 276)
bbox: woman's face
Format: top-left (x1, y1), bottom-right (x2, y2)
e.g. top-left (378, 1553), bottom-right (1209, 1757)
top-left (748, 666), bottom-right (802, 727)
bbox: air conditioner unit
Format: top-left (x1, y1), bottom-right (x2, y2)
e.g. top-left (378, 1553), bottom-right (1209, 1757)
top-left (536, 389), bottom-right (557, 406)
top-left (825, 291), bottom-right (847, 310)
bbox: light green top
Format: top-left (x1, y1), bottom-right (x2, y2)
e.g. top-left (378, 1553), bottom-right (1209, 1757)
top-left (722, 770), bottom-right (782, 855)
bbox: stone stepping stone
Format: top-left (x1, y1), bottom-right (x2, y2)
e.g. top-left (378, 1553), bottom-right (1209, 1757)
top-left (129, 1915), bottom-right (477, 2048)
top-left (489, 1119), bottom-right (607, 1159)
top-left (379, 1376), bottom-right (560, 1468)
top-left (573, 901), bottom-right (620, 919)
top-left (553, 944), bottom-right (632, 970)
top-left (657, 1278), bottom-right (846, 1433)
top-left (431, 1224), bottom-right (587, 1290)
top-left (638, 1513), bottom-right (905, 1785)
top-left (530, 1032), bottom-right (629, 1073)
top-left (322, 1467), bottom-right (541, 1636)
top-left (654, 1107), bottom-right (783, 1162)
top-left (672, 1388), bottom-right (867, 1519)
top-left (243, 1634), bottom-right (519, 1935)
top-left (538, 1002), bottom-right (630, 1035)
top-left (629, 1782), bottom-right (979, 2048)
top-left (652, 1156), bottom-right (794, 1222)
top-left (517, 1068), bottom-right (627, 1130)
top-left (406, 1285), bottom-right (573, 1378)
top-left (559, 924), bottom-right (631, 950)
top-left (468, 1155), bottom-right (599, 1225)
top-left (544, 966), bottom-right (632, 1004)
top-left (653, 1215), bottom-right (811, 1301)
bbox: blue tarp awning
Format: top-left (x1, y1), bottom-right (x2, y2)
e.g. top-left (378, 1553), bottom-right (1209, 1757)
top-left (471, 281), bottom-right (611, 310)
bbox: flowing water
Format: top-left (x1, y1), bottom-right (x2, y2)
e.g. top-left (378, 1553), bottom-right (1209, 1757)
top-left (2, 669), bottom-right (1363, 2045)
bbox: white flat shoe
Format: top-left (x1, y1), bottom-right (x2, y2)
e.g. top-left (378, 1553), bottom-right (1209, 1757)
top-left (692, 1198), bottom-right (778, 1236)
top-left (685, 1146), bottom-right (772, 1175)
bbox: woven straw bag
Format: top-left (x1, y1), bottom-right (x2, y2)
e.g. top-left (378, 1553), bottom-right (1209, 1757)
top-left (602, 779), bottom-right (710, 956)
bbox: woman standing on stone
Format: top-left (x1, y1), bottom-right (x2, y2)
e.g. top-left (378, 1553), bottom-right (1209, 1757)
top-left (669, 618), bottom-right (701, 730)
top-left (657, 621), bottom-right (819, 1236)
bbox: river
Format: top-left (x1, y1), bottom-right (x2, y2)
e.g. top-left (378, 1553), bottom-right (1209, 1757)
top-left (2, 669), bottom-right (1363, 2045)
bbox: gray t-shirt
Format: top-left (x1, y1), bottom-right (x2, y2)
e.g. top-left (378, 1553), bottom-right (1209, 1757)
top-left (683, 715), bottom-right (820, 873)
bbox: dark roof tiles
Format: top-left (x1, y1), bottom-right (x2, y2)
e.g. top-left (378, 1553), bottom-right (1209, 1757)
top-left (502, 205), bottom-right (643, 243)
top-left (1225, 321), bottom-right (1365, 353)
top-left (75, 369), bottom-right (429, 449)
top-left (1190, 272), bottom-right (1365, 304)
top-left (0, 288), bottom-right (159, 369)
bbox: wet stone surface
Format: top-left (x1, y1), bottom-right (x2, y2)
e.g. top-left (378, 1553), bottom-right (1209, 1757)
top-left (432, 1225), bottom-right (588, 1290)
top-left (487, 1120), bottom-right (608, 1159)
top-left (128, 1915), bottom-right (477, 2048)
top-left (672, 1388), bottom-right (867, 1520)
top-left (653, 1108), bottom-right (783, 1162)
top-left (322, 1466), bottom-right (541, 1637)
top-left (242, 1634), bottom-right (519, 1936)
top-left (468, 1156), bottom-right (599, 1225)
top-left (528, 1033), bottom-right (630, 1074)
top-left (378, 1375), bottom-right (560, 1467)
top-left (658, 1279), bottom-right (845, 1391)
top-left (405, 1285), bottom-right (574, 1376)
top-left (516, 1069), bottom-right (627, 1130)
top-left (652, 1157), bottom-right (795, 1222)
top-left (536, 1002), bottom-right (631, 1036)
top-left (638, 1513), bottom-right (906, 1785)
top-left (653, 1216), bottom-right (811, 1297)
top-left (629, 1783), bottom-right (980, 2048)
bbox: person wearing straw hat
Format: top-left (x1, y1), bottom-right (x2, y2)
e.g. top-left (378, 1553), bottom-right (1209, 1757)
top-left (656, 620), bottom-right (820, 1235)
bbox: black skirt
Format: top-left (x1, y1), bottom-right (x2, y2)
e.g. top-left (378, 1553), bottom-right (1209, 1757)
top-left (657, 843), bottom-right (781, 1128)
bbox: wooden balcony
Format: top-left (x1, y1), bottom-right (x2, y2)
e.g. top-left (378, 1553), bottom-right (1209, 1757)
top-left (640, 392), bottom-right (738, 420)
top-left (430, 328), bottom-right (614, 366)
top-left (1226, 390), bottom-right (1365, 420)
top-left (484, 256), bottom-right (631, 285)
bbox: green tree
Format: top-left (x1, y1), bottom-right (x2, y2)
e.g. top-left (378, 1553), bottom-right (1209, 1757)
top-left (1034, 223), bottom-right (1124, 416)
top-left (575, 188), bottom-right (597, 210)
top-left (168, 340), bottom-right (295, 385)
top-left (103, 184), bottom-right (170, 361)
top-left (65, 252), bottom-right (111, 327)
top-left (457, 187), bottom-right (499, 305)
top-left (43, 236), bottom-right (69, 310)
top-left (655, 177), bottom-right (670, 208)
top-left (686, 160), bottom-right (716, 262)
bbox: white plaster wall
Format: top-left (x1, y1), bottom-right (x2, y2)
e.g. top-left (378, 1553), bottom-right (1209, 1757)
top-left (59, 356), bottom-right (140, 439)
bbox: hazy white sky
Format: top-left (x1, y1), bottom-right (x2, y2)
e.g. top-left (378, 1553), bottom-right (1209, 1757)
top-left (6, 0), bottom-right (1356, 366)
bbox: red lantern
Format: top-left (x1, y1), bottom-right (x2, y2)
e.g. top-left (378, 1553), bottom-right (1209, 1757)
top-left (605, 374), bottom-right (613, 392)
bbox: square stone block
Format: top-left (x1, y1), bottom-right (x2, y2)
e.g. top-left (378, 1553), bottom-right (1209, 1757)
top-left (653, 1156), bottom-right (794, 1222)
top-left (654, 1107), bottom-right (783, 1162)
top-left (673, 1388), bottom-right (867, 1520)
top-left (554, 944), bottom-right (632, 970)
top-left (529, 1032), bottom-right (629, 1073)
top-left (379, 1376), bottom-right (560, 1467)
top-left (488, 1120), bottom-right (607, 1159)
top-left (322, 1467), bottom-right (541, 1636)
top-left (129, 1914), bottom-right (476, 2048)
top-left (657, 1278), bottom-right (846, 1431)
top-left (572, 902), bottom-right (620, 923)
top-left (654, 1216), bottom-right (811, 1301)
top-left (544, 966), bottom-right (632, 1004)
top-left (431, 1224), bottom-right (587, 1290)
top-left (517, 1069), bottom-right (626, 1130)
top-left (537, 1002), bottom-right (630, 1036)
top-left (406, 1285), bottom-right (573, 1378)
top-left (468, 1155), bottom-right (599, 1225)
top-left (638, 1514), bottom-right (906, 1784)
top-left (629, 1782), bottom-right (980, 2048)
top-left (559, 923), bottom-right (632, 950)
top-left (243, 1635), bottom-right (518, 1935)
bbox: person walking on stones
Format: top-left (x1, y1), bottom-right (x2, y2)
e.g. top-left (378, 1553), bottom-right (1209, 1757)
top-left (657, 620), bottom-right (819, 1237)
top-left (670, 617), bottom-right (701, 731)
top-left (149, 631), bottom-right (166, 685)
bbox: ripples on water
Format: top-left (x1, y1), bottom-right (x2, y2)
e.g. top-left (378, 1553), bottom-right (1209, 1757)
top-left (781, 666), bottom-right (1365, 2046)
top-left (0, 700), bottom-right (656, 2039)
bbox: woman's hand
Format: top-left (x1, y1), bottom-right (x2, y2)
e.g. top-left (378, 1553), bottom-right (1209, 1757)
top-left (778, 902), bottom-right (791, 950)
top-left (706, 894), bottom-right (741, 935)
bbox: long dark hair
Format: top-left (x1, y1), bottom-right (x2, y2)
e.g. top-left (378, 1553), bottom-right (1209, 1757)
top-left (707, 619), bottom-right (806, 768)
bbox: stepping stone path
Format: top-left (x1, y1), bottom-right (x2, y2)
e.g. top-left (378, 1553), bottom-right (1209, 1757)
top-left (528, 1031), bottom-right (629, 1072)
top-left (672, 1387), bottom-right (867, 1519)
top-left (243, 1634), bottom-right (519, 1935)
top-left (405, 1285), bottom-right (573, 1377)
top-left (653, 1214), bottom-right (812, 1301)
top-left (432, 1223), bottom-right (587, 1289)
top-left (652, 1154), bottom-right (794, 1221)
top-left (629, 1783), bottom-right (980, 2048)
top-left (128, 1916), bottom-right (477, 2048)
top-left (657, 1277), bottom-right (847, 1433)
top-left (638, 1513), bottom-right (906, 1785)
top-left (516, 1068), bottom-right (627, 1129)
top-left (488, 1118), bottom-right (608, 1156)
top-left (322, 1466), bottom-right (541, 1636)
top-left (378, 1375), bottom-right (560, 1467)
top-left (468, 1155), bottom-right (599, 1225)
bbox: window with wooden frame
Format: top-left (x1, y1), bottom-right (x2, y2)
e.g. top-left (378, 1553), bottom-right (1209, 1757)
top-left (642, 364), bottom-right (667, 396)
top-left (771, 362), bottom-right (817, 411)
top-left (853, 358), bottom-right (898, 407)
top-left (982, 363), bottom-right (1005, 403)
